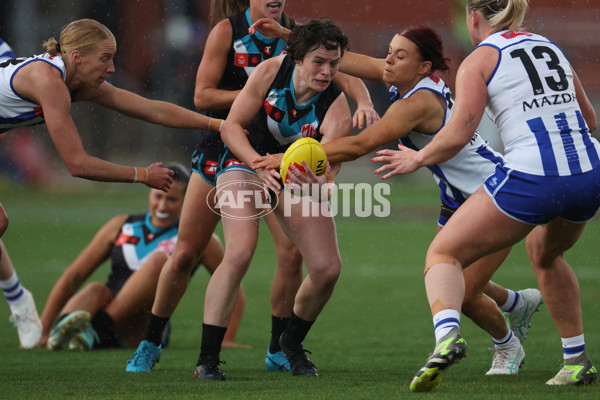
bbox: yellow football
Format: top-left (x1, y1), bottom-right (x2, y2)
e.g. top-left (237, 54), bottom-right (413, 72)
top-left (280, 137), bottom-right (327, 187)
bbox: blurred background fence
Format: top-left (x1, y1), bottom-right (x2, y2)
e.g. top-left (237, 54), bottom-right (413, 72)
top-left (1, 0), bottom-right (599, 187)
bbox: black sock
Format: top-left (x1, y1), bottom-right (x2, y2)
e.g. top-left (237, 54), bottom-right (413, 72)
top-left (91, 311), bottom-right (118, 347)
top-left (197, 323), bottom-right (227, 366)
top-left (269, 315), bottom-right (290, 353)
top-left (281, 312), bottom-right (314, 348)
top-left (146, 314), bottom-right (170, 346)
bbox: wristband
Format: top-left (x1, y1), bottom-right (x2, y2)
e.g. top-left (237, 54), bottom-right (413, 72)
top-left (132, 166), bottom-right (137, 183)
top-left (208, 117), bottom-right (213, 131)
top-left (219, 120), bottom-right (224, 132)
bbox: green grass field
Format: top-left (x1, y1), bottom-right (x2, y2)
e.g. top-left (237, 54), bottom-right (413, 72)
top-left (1, 178), bottom-right (599, 399)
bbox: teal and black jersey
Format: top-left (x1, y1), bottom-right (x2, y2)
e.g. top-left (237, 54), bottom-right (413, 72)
top-left (197, 9), bottom-right (293, 165)
top-left (246, 55), bottom-right (342, 156)
top-left (211, 8), bottom-right (292, 120)
top-left (106, 213), bottom-right (179, 295)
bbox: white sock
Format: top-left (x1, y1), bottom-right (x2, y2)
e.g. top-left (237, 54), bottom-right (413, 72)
top-left (500, 289), bottom-right (524, 315)
top-left (492, 330), bottom-right (516, 347)
top-left (0, 271), bottom-right (27, 310)
top-left (562, 334), bottom-right (585, 360)
top-left (433, 309), bottom-right (460, 344)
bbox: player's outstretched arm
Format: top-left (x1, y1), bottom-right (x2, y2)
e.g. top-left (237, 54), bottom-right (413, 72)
top-left (82, 82), bottom-right (223, 132)
top-left (13, 62), bottom-right (174, 190)
top-left (339, 51), bottom-right (387, 84)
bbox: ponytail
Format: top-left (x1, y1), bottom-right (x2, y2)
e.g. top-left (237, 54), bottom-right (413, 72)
top-left (42, 37), bottom-right (61, 57)
top-left (467, 0), bottom-right (529, 31)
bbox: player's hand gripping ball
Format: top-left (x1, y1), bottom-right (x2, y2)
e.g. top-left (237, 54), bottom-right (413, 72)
top-left (280, 137), bottom-right (327, 187)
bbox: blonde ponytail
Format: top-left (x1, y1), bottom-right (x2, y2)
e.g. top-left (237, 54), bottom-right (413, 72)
top-left (467, 0), bottom-right (529, 31)
top-left (41, 19), bottom-right (114, 58)
top-left (42, 37), bottom-right (61, 57)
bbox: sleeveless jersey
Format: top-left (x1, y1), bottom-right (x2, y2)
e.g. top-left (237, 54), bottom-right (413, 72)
top-left (199, 9), bottom-right (292, 149)
top-left (390, 73), bottom-right (504, 207)
top-left (244, 55), bottom-right (342, 157)
top-left (211, 8), bottom-right (291, 121)
top-left (106, 213), bottom-right (179, 292)
top-left (0, 53), bottom-right (68, 134)
top-left (480, 30), bottom-right (600, 176)
top-left (0, 37), bottom-right (15, 61)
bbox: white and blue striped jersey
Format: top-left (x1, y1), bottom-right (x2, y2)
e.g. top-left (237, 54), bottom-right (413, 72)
top-left (0, 53), bottom-right (67, 134)
top-left (480, 30), bottom-right (600, 176)
top-left (390, 74), bottom-right (504, 208)
top-left (0, 37), bottom-right (15, 61)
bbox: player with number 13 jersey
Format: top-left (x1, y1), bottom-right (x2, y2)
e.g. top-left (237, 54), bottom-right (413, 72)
top-left (480, 30), bottom-right (600, 177)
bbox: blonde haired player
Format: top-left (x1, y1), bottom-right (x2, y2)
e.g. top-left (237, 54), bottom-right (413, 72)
top-left (372, 0), bottom-right (599, 390)
top-left (0, 20), bottom-right (221, 347)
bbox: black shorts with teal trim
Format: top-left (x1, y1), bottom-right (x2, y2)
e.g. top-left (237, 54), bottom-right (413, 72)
top-left (191, 137), bottom-right (226, 186)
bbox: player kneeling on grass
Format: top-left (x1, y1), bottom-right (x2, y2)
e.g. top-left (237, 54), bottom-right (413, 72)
top-left (39, 163), bottom-right (247, 351)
